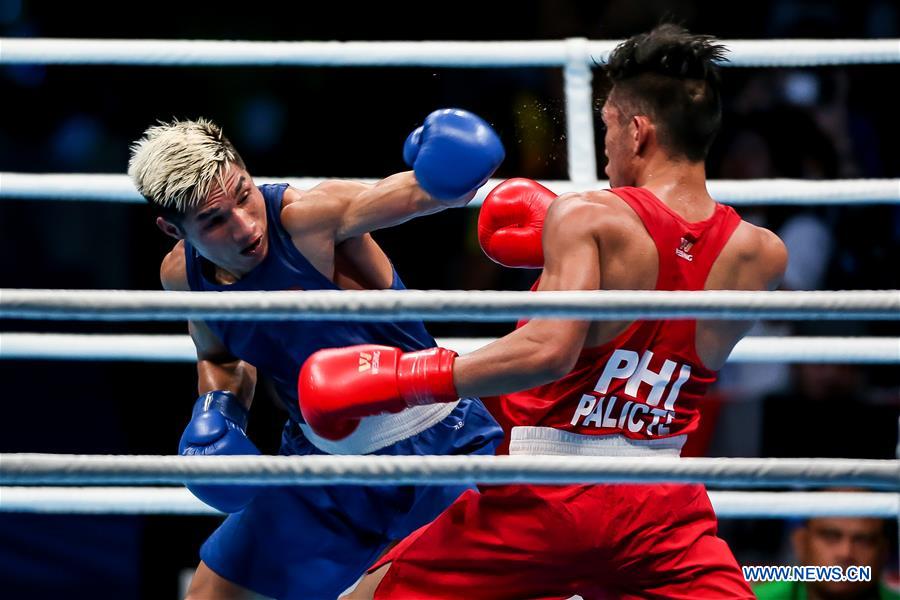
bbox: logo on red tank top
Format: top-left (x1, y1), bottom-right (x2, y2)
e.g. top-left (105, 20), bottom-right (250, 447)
top-left (569, 349), bottom-right (692, 436)
top-left (676, 234), bottom-right (696, 262)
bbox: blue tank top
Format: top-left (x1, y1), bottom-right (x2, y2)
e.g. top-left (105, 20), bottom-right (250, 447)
top-left (184, 183), bottom-right (437, 424)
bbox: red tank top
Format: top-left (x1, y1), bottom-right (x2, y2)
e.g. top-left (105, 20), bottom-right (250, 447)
top-left (498, 187), bottom-right (742, 447)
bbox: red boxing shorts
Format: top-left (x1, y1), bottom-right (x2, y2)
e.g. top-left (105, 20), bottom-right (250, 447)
top-left (372, 483), bottom-right (752, 599)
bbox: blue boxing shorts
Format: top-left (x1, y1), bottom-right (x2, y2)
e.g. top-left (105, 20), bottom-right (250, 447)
top-left (198, 397), bottom-right (502, 600)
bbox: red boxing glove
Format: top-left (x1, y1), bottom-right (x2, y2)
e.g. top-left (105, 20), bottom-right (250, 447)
top-left (298, 345), bottom-right (459, 441)
top-left (477, 178), bottom-right (557, 268)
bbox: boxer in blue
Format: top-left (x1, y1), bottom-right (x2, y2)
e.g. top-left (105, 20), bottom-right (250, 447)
top-left (128, 110), bottom-right (505, 599)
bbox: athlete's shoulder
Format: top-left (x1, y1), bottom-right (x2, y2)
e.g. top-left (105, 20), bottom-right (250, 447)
top-left (550, 189), bottom-right (633, 221)
top-left (728, 220), bottom-right (788, 288)
top-left (280, 181), bottom-right (353, 236)
top-left (281, 180), bottom-right (360, 211)
top-left (546, 189), bottom-right (642, 245)
top-left (160, 240), bottom-right (190, 291)
top-left (280, 185), bottom-right (304, 205)
top-left (731, 220), bottom-right (787, 261)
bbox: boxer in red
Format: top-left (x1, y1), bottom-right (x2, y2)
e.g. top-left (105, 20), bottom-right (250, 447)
top-left (303, 25), bottom-right (788, 599)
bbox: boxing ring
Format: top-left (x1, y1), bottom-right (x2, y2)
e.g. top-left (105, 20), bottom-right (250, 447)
top-left (1, 37), bottom-right (899, 522)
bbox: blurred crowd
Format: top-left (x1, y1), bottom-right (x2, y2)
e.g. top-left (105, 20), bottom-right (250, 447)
top-left (1, 0), bottom-right (897, 597)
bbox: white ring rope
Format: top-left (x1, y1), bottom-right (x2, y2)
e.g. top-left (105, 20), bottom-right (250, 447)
top-left (2, 454), bottom-right (897, 490)
top-left (2, 38), bottom-right (898, 67)
top-left (2, 333), bottom-right (898, 364)
top-left (2, 289), bottom-right (898, 321)
top-left (2, 174), bottom-right (898, 206)
top-left (1, 488), bottom-right (895, 519)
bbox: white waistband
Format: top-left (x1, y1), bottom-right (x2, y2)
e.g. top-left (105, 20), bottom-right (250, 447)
top-left (509, 426), bottom-right (686, 457)
top-left (299, 400), bottom-right (459, 455)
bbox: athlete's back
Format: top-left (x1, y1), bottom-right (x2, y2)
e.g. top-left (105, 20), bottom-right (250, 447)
top-left (581, 186), bottom-right (785, 364)
top-left (500, 186), bottom-right (786, 454)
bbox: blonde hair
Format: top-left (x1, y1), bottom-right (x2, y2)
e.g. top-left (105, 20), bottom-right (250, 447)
top-left (128, 118), bottom-right (245, 213)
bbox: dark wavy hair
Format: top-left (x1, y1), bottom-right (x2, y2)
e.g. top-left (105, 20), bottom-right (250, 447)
top-left (604, 24), bottom-right (728, 162)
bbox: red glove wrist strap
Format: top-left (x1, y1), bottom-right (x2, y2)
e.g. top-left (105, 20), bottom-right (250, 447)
top-left (397, 347), bottom-right (459, 406)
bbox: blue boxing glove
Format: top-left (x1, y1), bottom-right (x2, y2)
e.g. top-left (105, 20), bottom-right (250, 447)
top-left (178, 391), bottom-right (261, 513)
top-left (404, 108), bottom-right (505, 201)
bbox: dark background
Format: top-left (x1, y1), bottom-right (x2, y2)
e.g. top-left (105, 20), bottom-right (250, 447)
top-left (1, 0), bottom-right (898, 598)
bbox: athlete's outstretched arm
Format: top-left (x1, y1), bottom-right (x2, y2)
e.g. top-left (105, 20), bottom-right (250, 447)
top-left (283, 109), bottom-right (502, 243)
top-left (282, 173), bottom-right (457, 244)
top-left (453, 195), bottom-right (602, 397)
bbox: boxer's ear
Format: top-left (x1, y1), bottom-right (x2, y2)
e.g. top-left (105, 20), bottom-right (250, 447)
top-left (156, 216), bottom-right (184, 241)
top-left (632, 115), bottom-right (654, 156)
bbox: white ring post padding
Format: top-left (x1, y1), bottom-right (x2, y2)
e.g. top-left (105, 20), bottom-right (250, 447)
top-left (2, 333), bottom-right (898, 364)
top-left (3, 174), bottom-right (899, 206)
top-left (2, 38), bottom-right (898, 67)
top-left (0, 488), bottom-right (895, 518)
top-left (1, 289), bottom-right (898, 321)
top-left (2, 454), bottom-right (897, 490)
top-left (563, 38), bottom-right (598, 183)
